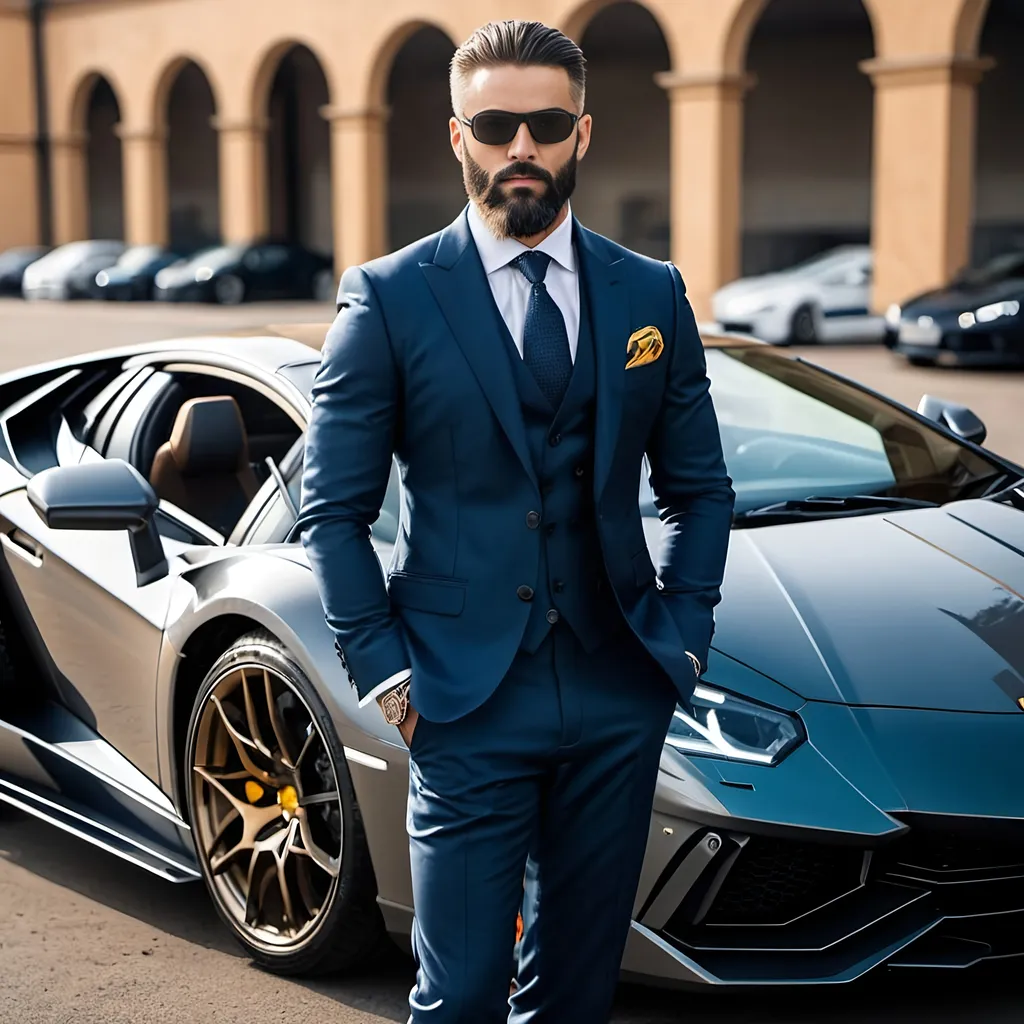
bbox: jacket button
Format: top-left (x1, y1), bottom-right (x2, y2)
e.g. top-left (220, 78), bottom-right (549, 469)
top-left (517, 585), bottom-right (535, 602)
top-left (574, 465), bottom-right (584, 477)
top-left (549, 433), bottom-right (562, 447)
top-left (546, 609), bottom-right (560, 624)
top-left (526, 511), bottom-right (541, 529)
top-left (553, 580), bottom-right (565, 593)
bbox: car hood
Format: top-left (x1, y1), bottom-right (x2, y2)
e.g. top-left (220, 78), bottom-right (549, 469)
top-left (903, 280), bottom-right (1024, 315)
top-left (714, 274), bottom-right (793, 303)
top-left (710, 499), bottom-right (1024, 712)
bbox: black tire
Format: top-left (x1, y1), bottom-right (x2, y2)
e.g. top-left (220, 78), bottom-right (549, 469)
top-left (214, 274), bottom-right (245, 305)
top-left (184, 630), bottom-right (387, 976)
top-left (789, 304), bottom-right (819, 345)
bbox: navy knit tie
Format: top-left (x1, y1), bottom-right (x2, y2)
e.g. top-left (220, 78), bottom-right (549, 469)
top-left (512, 250), bottom-right (572, 410)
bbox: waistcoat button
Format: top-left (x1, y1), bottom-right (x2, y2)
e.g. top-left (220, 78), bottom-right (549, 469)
top-left (552, 580), bottom-right (565, 593)
top-left (545, 609), bottom-right (560, 624)
top-left (526, 511), bottom-right (541, 529)
top-left (517, 585), bottom-right (535, 602)
top-left (574, 465), bottom-right (584, 477)
top-left (549, 433), bottom-right (562, 447)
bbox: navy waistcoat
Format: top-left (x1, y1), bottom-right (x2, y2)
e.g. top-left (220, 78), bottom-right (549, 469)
top-left (489, 261), bottom-right (624, 653)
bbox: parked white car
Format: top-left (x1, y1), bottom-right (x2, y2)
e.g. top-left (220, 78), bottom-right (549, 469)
top-left (21, 240), bottom-right (125, 301)
top-left (711, 246), bottom-right (886, 345)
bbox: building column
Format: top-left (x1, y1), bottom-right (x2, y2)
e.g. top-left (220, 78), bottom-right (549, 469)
top-left (50, 131), bottom-right (89, 243)
top-left (861, 54), bottom-right (994, 313)
top-left (656, 71), bottom-right (753, 322)
top-left (322, 105), bottom-right (388, 275)
top-left (212, 116), bottom-right (269, 244)
top-left (116, 125), bottom-right (168, 246)
top-left (0, 132), bottom-right (40, 248)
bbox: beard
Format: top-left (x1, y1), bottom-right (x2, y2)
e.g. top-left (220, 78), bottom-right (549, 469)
top-left (462, 139), bottom-right (578, 239)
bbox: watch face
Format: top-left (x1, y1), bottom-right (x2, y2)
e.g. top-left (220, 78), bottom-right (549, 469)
top-left (381, 687), bottom-right (406, 725)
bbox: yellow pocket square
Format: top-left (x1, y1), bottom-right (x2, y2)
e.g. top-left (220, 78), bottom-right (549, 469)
top-left (625, 325), bottom-right (664, 369)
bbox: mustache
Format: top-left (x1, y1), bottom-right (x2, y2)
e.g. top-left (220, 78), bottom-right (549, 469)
top-left (492, 162), bottom-right (553, 186)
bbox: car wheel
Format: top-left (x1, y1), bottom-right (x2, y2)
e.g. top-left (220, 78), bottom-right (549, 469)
top-left (789, 304), bottom-right (819, 344)
top-left (312, 269), bottom-right (336, 304)
top-left (214, 274), bottom-right (246, 305)
top-left (185, 631), bottom-right (387, 976)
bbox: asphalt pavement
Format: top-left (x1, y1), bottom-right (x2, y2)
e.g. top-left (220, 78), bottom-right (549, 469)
top-left (1, 297), bottom-right (1022, 1022)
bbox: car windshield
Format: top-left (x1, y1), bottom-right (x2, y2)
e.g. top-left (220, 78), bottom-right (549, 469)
top-left (781, 248), bottom-right (867, 279)
top-left (117, 245), bottom-right (163, 271)
top-left (640, 346), bottom-right (1004, 518)
top-left (183, 245), bottom-right (245, 270)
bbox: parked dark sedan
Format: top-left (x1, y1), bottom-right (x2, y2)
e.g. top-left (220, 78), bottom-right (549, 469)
top-left (0, 246), bottom-right (50, 295)
top-left (153, 242), bottom-right (336, 304)
top-left (886, 251), bottom-right (1024, 367)
top-left (92, 244), bottom-right (182, 301)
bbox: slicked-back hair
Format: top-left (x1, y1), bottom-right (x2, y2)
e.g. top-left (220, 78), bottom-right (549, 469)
top-left (450, 20), bottom-right (586, 117)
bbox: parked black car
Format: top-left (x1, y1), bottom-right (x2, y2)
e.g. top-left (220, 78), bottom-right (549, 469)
top-left (153, 242), bottom-right (336, 304)
top-left (886, 251), bottom-right (1024, 367)
top-left (92, 245), bottom-right (183, 301)
top-left (0, 246), bottom-right (50, 295)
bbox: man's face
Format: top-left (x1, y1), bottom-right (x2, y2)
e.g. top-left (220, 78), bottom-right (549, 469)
top-left (450, 64), bottom-right (592, 240)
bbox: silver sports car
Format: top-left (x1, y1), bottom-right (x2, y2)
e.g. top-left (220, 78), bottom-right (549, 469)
top-left (0, 324), bottom-right (1022, 985)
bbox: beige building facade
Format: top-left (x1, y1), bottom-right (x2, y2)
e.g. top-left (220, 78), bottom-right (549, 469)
top-left (0, 0), bottom-right (1022, 319)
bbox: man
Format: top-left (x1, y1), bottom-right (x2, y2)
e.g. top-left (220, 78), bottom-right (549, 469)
top-left (297, 19), bottom-right (734, 1023)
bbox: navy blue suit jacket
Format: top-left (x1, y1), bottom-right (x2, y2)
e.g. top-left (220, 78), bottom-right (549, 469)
top-left (297, 208), bottom-right (735, 723)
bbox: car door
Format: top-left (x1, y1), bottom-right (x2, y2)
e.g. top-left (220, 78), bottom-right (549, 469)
top-left (0, 377), bottom-right (221, 783)
top-left (817, 255), bottom-right (878, 341)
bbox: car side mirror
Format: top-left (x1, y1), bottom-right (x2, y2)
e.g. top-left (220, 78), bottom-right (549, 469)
top-left (27, 459), bottom-right (168, 585)
top-left (917, 394), bottom-right (987, 446)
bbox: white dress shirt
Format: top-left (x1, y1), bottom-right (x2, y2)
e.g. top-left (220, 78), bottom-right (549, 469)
top-left (467, 199), bottom-right (580, 361)
top-left (358, 203), bottom-right (582, 710)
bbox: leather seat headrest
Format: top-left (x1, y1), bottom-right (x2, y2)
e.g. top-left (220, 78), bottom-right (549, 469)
top-left (169, 396), bottom-right (249, 476)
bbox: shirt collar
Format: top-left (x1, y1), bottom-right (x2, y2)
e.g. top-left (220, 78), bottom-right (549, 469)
top-left (467, 200), bottom-right (576, 277)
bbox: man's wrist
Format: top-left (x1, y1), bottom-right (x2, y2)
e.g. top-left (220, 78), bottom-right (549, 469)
top-left (378, 678), bottom-right (411, 726)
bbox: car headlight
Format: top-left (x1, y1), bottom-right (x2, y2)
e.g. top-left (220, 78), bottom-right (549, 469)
top-left (973, 299), bottom-right (1020, 325)
top-left (95, 270), bottom-right (109, 287)
top-left (194, 266), bottom-right (214, 282)
top-left (666, 684), bottom-right (803, 765)
top-left (154, 269), bottom-right (171, 288)
top-left (885, 303), bottom-right (901, 328)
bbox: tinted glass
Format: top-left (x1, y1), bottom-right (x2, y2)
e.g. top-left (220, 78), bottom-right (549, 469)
top-left (640, 348), bottom-right (1003, 517)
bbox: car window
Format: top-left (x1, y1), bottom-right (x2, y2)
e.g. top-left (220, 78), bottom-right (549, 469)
top-left (656, 348), bottom-right (1002, 516)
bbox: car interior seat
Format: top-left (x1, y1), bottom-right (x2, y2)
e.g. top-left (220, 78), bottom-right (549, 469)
top-left (149, 396), bottom-right (260, 536)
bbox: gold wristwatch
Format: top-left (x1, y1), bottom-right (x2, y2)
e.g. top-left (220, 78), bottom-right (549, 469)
top-left (379, 679), bottom-right (411, 726)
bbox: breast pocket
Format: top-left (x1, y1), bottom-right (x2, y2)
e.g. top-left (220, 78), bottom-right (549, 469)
top-left (387, 571), bottom-right (466, 616)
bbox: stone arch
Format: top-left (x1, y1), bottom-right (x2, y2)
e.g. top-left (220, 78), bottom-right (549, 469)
top-left (249, 42), bottom-right (335, 254)
top-left (249, 38), bottom-right (337, 125)
top-left (738, 0), bottom-right (877, 282)
top-left (954, 0), bottom-right (993, 54)
top-left (723, 0), bottom-right (881, 73)
top-left (364, 18), bottom-right (461, 113)
top-left (560, 0), bottom-right (678, 65)
top-left (383, 23), bottom-right (459, 250)
top-left (572, 1), bottom-right (673, 258)
top-left (972, 0), bottom-right (1024, 261)
top-left (160, 58), bottom-right (221, 252)
top-left (68, 71), bottom-right (125, 240)
top-left (151, 55), bottom-right (222, 132)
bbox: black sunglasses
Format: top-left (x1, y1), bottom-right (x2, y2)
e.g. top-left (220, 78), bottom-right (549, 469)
top-left (460, 108), bottom-right (580, 146)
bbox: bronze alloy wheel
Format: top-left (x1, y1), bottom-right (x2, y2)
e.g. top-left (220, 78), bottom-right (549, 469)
top-left (186, 632), bottom-right (385, 975)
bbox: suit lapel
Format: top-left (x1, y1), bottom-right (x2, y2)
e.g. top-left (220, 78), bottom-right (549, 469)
top-left (575, 221), bottom-right (628, 502)
top-left (420, 209), bottom-right (538, 491)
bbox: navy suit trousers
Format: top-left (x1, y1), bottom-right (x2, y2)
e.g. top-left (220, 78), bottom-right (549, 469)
top-left (405, 625), bottom-right (677, 1023)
